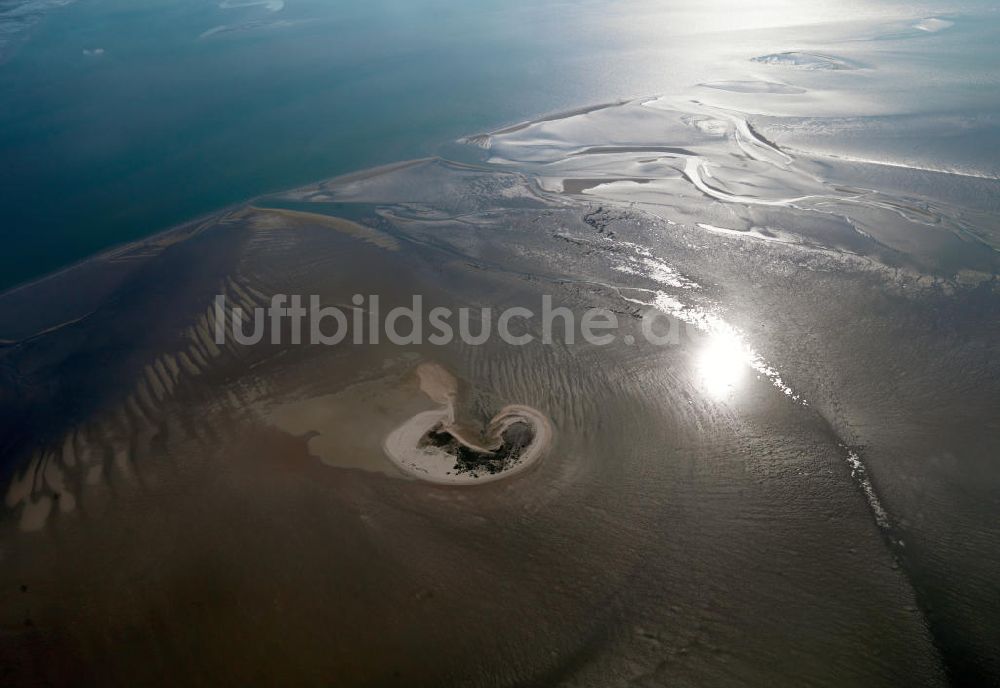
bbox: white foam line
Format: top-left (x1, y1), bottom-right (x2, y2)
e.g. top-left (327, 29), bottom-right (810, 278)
top-left (845, 449), bottom-right (891, 530)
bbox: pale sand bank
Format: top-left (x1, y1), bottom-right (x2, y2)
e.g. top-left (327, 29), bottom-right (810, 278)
top-left (384, 363), bottom-right (552, 484)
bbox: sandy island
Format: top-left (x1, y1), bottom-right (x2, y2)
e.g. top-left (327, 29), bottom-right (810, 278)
top-left (383, 363), bottom-right (552, 484)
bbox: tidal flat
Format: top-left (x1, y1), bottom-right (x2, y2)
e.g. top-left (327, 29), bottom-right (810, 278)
top-left (1, 93), bottom-right (997, 685)
top-left (1, 2), bottom-right (1000, 686)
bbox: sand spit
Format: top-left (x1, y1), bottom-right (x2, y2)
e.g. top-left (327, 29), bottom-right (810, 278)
top-left (699, 80), bottom-right (806, 94)
top-left (461, 101), bottom-right (626, 148)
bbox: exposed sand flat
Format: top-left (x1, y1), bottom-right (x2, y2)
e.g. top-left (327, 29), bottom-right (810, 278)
top-left (249, 206), bottom-right (399, 250)
top-left (2, 1), bottom-right (998, 679)
top-left (416, 360), bottom-right (458, 406)
top-left (568, 145), bottom-right (697, 157)
top-left (0, 98), bottom-right (996, 687)
top-left (479, 97), bottom-right (995, 275)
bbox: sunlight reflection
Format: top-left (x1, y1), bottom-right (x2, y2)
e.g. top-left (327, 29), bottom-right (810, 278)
top-left (696, 328), bottom-right (748, 399)
top-left (624, 290), bottom-right (803, 404)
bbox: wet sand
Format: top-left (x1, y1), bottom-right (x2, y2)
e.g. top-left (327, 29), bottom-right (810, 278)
top-left (0, 93), bottom-right (997, 688)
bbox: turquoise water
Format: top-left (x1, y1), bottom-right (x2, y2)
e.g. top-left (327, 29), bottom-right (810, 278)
top-left (1, 0), bottom-right (998, 290)
top-left (0, 0), bottom-right (586, 288)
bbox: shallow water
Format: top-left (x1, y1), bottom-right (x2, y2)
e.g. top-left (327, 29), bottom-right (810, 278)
top-left (1, 1), bottom-right (999, 686)
top-left (1, 0), bottom-right (999, 289)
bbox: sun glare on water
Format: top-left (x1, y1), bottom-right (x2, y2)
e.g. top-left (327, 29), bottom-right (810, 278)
top-left (696, 329), bottom-right (749, 399)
